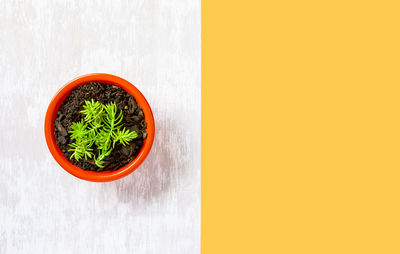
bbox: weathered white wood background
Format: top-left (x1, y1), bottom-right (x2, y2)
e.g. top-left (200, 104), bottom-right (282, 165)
top-left (0, 1), bottom-right (200, 253)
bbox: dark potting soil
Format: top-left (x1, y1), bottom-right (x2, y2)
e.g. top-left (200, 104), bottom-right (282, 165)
top-left (54, 82), bottom-right (147, 171)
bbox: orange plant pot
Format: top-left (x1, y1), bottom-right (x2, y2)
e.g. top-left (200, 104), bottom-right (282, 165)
top-left (44, 73), bottom-right (155, 182)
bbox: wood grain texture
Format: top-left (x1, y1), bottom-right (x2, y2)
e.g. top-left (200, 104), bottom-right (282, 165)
top-left (0, 0), bottom-right (200, 253)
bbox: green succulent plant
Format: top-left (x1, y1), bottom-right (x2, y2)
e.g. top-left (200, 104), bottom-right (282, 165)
top-left (68, 100), bottom-right (138, 168)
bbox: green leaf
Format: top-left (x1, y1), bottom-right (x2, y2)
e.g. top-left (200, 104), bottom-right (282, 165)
top-left (94, 148), bottom-right (112, 168)
top-left (80, 99), bottom-right (104, 122)
top-left (69, 119), bottom-right (88, 141)
top-left (68, 140), bottom-right (94, 161)
top-left (112, 128), bottom-right (138, 147)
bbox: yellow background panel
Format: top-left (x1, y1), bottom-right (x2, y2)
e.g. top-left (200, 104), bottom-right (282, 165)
top-left (203, 0), bottom-right (400, 253)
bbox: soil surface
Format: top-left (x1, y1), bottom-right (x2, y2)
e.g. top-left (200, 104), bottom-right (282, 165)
top-left (54, 82), bottom-right (147, 171)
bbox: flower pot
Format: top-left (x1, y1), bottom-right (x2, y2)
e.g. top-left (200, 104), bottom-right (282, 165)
top-left (44, 73), bottom-right (155, 182)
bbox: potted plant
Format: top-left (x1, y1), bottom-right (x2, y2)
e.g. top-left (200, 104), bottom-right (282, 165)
top-left (44, 73), bottom-right (155, 182)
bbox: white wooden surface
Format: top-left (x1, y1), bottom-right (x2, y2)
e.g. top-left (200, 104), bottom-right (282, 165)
top-left (0, 1), bottom-right (200, 253)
